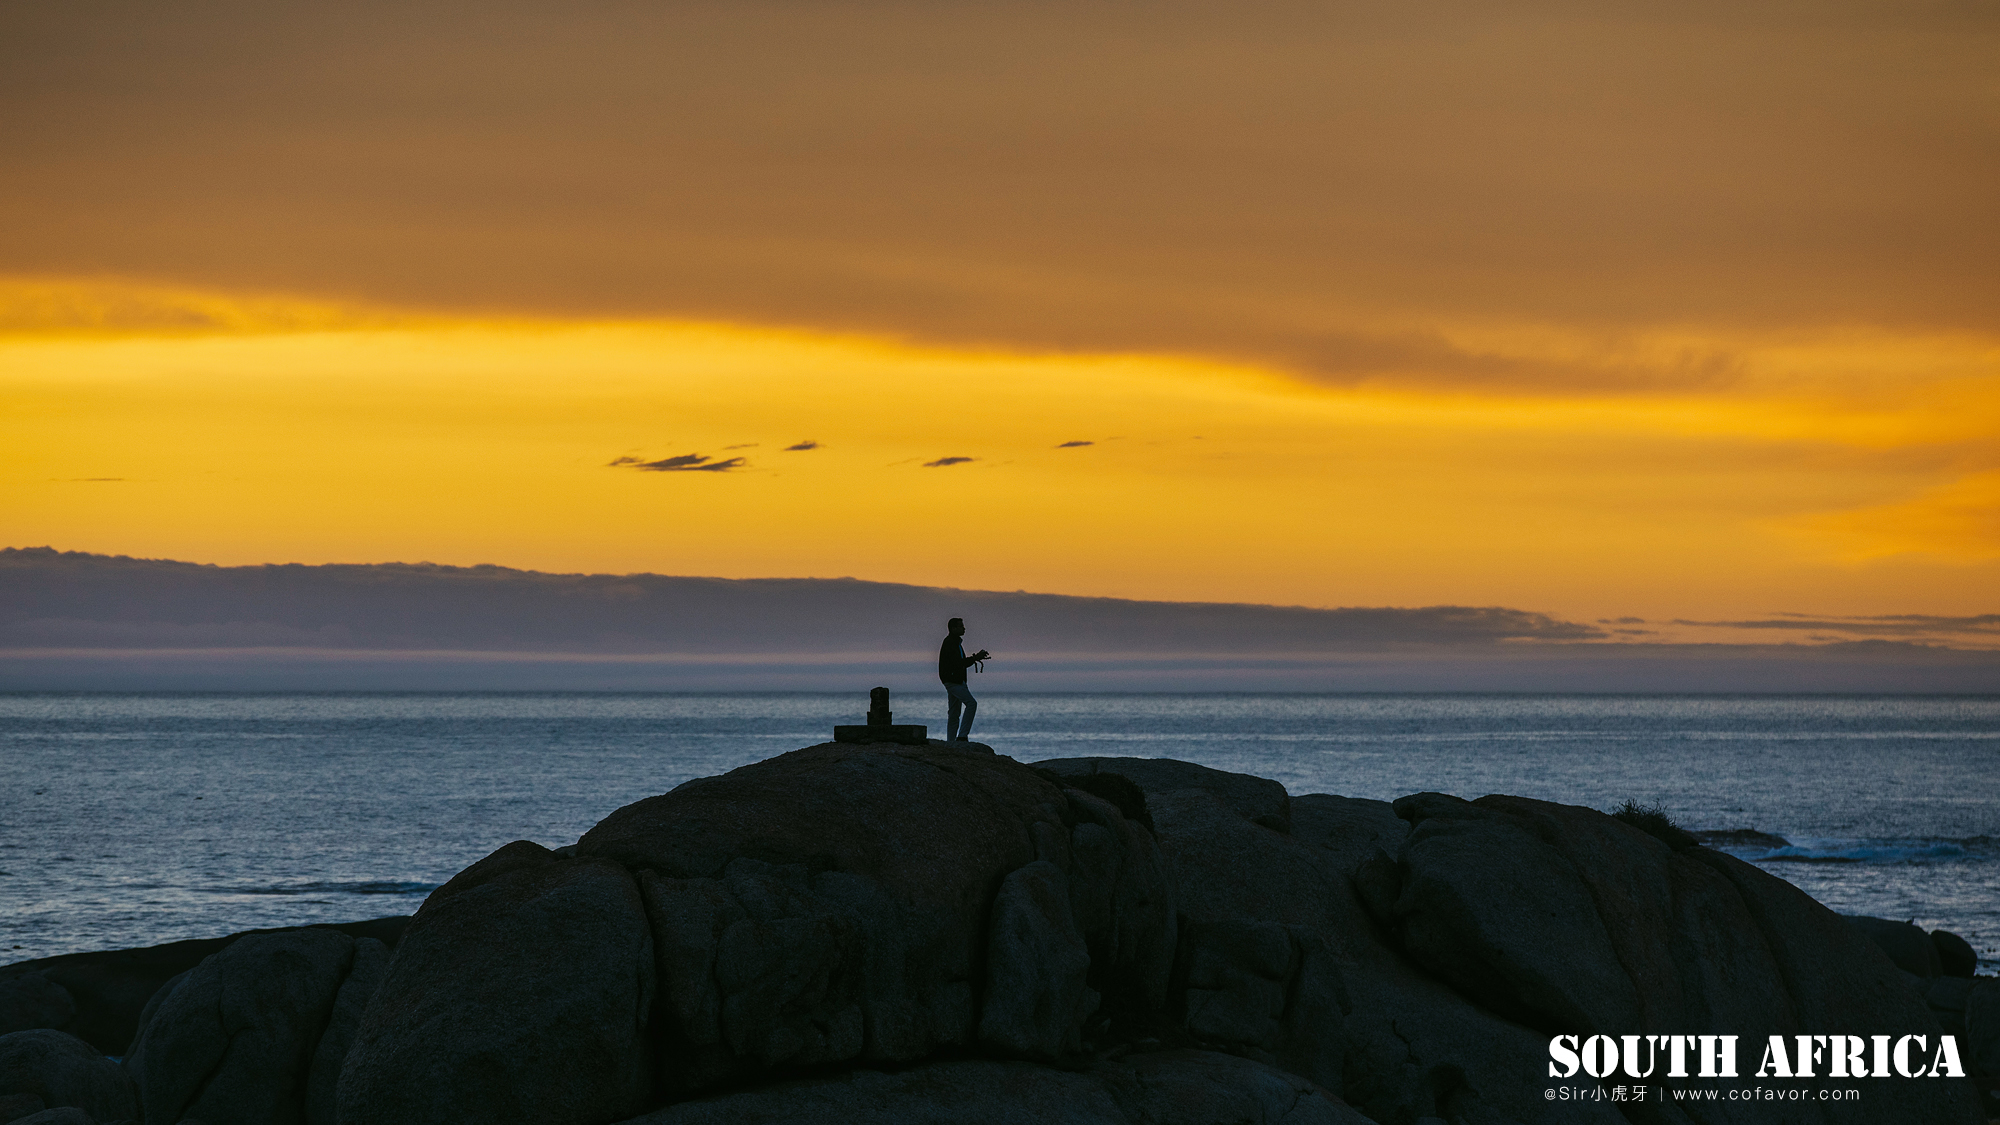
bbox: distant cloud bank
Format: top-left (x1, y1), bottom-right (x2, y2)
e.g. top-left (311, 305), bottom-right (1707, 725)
top-left (2, 548), bottom-right (1994, 691)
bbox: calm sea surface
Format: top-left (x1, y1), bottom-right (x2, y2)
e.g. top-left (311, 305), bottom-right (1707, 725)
top-left (3, 693), bottom-right (1995, 971)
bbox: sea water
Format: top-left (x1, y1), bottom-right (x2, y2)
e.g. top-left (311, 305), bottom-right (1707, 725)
top-left (2, 692), bottom-right (1995, 971)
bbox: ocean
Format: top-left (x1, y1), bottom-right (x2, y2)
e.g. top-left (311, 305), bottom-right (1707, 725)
top-left (3, 692), bottom-right (1995, 972)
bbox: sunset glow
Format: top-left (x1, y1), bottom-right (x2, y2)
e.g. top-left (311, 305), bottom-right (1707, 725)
top-left (5, 278), bottom-right (1995, 642)
top-left (4, 1), bottom-right (1996, 651)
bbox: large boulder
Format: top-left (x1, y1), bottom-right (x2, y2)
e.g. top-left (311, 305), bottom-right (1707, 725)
top-left (575, 742), bottom-right (1173, 1094)
top-left (10, 1108), bottom-right (97, 1125)
top-left (1967, 978), bottom-right (2000, 1080)
top-left (0, 977), bottom-right (73, 1038)
top-left (1931, 928), bottom-right (1978, 978)
top-left (1846, 916), bottom-right (1941, 979)
top-left (336, 743), bottom-right (1175, 1123)
top-left (1365, 792), bottom-right (1983, 1122)
top-left (336, 851), bottom-right (654, 1125)
top-left (978, 860), bottom-right (1097, 1058)
top-left (607, 1048), bottom-right (1375, 1125)
top-left (0, 1029), bottom-right (137, 1124)
top-left (123, 928), bottom-right (385, 1125)
top-left (1036, 758), bottom-right (1603, 1125)
top-left (0, 917), bottom-right (410, 1056)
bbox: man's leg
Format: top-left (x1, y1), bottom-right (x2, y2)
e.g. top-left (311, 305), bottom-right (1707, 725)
top-left (950, 683), bottom-right (977, 740)
top-left (946, 684), bottom-right (966, 740)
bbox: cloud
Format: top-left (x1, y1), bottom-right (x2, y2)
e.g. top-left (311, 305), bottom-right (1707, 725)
top-left (1793, 470), bottom-right (2000, 563)
top-left (784, 441), bottom-right (820, 451)
top-left (1, 547), bottom-right (1610, 653)
top-left (611, 453), bottom-right (747, 473)
top-left (1056, 440), bottom-right (1094, 448)
top-left (923, 456), bottom-right (976, 468)
top-left (722, 443), bottom-right (758, 450)
top-left (1673, 613), bottom-right (2000, 640)
top-left (12, 548), bottom-right (2000, 690)
top-left (8, 3), bottom-right (1994, 395)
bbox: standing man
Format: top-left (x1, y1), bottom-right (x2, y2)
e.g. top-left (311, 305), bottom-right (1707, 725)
top-left (938, 617), bottom-right (991, 742)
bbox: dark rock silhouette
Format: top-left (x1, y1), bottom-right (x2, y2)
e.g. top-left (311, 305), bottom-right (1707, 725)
top-left (1363, 793), bottom-right (1976, 1121)
top-left (1041, 757), bottom-right (1576, 1124)
top-left (0, 976), bottom-right (74, 1040)
top-left (0, 917), bottom-right (408, 1055)
top-left (1845, 915), bottom-right (1942, 979)
top-left (125, 928), bottom-right (387, 1125)
top-left (335, 856), bottom-right (654, 1124)
top-left (606, 1049), bottom-right (1374, 1124)
top-left (0, 1029), bottom-right (137, 1124)
top-left (1967, 980), bottom-right (2000, 1090)
top-left (1931, 927), bottom-right (1978, 978)
top-left (10, 1108), bottom-right (98, 1125)
top-left (5, 746), bottom-right (1988, 1124)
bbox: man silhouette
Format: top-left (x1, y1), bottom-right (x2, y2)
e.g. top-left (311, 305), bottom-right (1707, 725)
top-left (938, 617), bottom-right (990, 742)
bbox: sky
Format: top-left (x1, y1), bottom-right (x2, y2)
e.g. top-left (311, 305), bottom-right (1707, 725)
top-left (4, 1), bottom-right (1997, 649)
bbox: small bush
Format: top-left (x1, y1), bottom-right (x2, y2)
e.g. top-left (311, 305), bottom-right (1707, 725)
top-left (1611, 800), bottom-right (1699, 850)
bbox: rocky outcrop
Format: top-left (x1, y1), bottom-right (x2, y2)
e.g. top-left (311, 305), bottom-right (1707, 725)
top-left (1844, 916), bottom-right (1941, 979)
top-left (335, 853), bottom-right (654, 1124)
top-left (11, 1108), bottom-right (100, 1125)
top-left (0, 917), bottom-right (408, 1055)
top-left (124, 928), bottom-right (386, 1125)
top-left (1931, 928), bottom-right (1978, 978)
top-left (603, 742), bottom-right (1169, 1086)
top-left (1361, 791), bottom-right (1980, 1122)
top-left (332, 741), bottom-right (1176, 1120)
top-left (0, 977), bottom-right (73, 1041)
top-left (1040, 757), bottom-right (1601, 1125)
top-left (0, 1029), bottom-right (137, 1124)
top-left (607, 1049), bottom-right (1375, 1125)
top-left (16, 745), bottom-right (1989, 1125)
top-left (1967, 978), bottom-right (2000, 1080)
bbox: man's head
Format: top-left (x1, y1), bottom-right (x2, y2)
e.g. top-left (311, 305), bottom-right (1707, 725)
top-left (948, 617), bottom-right (965, 636)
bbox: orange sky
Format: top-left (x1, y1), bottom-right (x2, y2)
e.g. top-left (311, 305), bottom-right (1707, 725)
top-left (3, 2), bottom-right (1996, 646)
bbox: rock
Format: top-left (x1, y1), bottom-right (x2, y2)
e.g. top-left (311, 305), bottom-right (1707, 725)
top-left (0, 1092), bottom-right (46, 1122)
top-left (1037, 758), bottom-right (1290, 833)
top-left (1924, 975), bottom-right (1976, 1042)
top-left (1967, 978), bottom-right (2000, 1078)
top-left (606, 1049), bottom-right (1373, 1125)
top-left (1933, 928), bottom-right (1978, 978)
top-left (10, 1109), bottom-right (94, 1125)
top-left (1114, 1050), bottom-right (1376, 1125)
top-left (637, 859), bottom-right (870, 1092)
top-left (127, 971), bottom-right (185, 1051)
top-left (304, 936), bottom-right (387, 1125)
top-left (123, 928), bottom-right (379, 1125)
top-left (572, 743), bottom-right (1171, 1096)
top-left (1846, 915), bottom-right (1942, 978)
top-left (0, 917), bottom-right (410, 1055)
top-left (1179, 919), bottom-right (1292, 1051)
top-left (1037, 759), bottom-right (1591, 1125)
top-left (335, 854), bottom-right (655, 1125)
top-left (0, 977), bottom-right (73, 1038)
top-left (0, 1030), bottom-right (136, 1124)
top-left (1372, 792), bottom-right (1982, 1122)
top-left (978, 860), bottom-right (1097, 1058)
